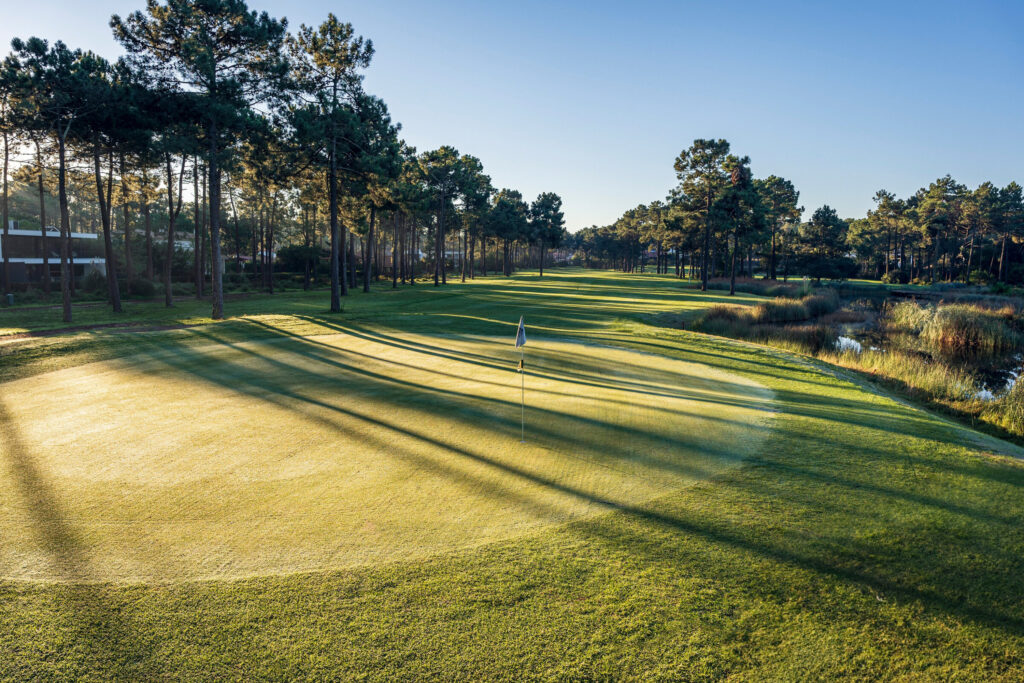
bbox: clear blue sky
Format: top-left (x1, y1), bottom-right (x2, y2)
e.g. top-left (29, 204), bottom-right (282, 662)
top-left (4, 0), bottom-right (1022, 230)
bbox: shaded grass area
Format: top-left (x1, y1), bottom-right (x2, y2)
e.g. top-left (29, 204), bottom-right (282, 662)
top-left (1, 269), bottom-right (1024, 679)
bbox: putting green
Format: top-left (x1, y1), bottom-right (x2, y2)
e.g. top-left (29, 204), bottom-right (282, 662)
top-left (0, 328), bottom-right (775, 582)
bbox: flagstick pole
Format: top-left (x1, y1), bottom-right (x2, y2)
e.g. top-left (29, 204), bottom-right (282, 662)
top-left (520, 345), bottom-right (525, 442)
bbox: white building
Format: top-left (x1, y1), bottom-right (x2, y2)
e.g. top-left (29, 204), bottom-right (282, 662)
top-left (1, 221), bottom-right (106, 285)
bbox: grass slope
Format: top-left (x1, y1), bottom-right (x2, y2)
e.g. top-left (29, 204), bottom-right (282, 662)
top-left (1, 332), bottom-right (771, 581)
top-left (1, 270), bottom-right (1023, 680)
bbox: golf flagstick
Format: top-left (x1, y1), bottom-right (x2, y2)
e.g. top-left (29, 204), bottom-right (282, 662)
top-left (521, 343), bottom-right (525, 442)
top-left (514, 316), bottom-right (526, 442)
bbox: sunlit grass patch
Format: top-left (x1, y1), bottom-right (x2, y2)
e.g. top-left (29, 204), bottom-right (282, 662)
top-left (0, 329), bottom-right (772, 582)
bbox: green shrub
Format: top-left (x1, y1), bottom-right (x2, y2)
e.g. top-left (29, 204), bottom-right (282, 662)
top-left (692, 306), bottom-right (752, 337)
top-left (881, 271), bottom-right (909, 284)
top-left (127, 279), bottom-right (156, 298)
top-left (883, 301), bottom-right (1021, 358)
top-left (82, 270), bottom-right (107, 294)
top-left (704, 277), bottom-right (804, 298)
top-left (968, 269), bottom-right (992, 285)
top-left (993, 378), bottom-right (1024, 437)
top-left (16, 287), bottom-right (48, 304)
top-left (756, 323), bottom-right (837, 354)
top-left (820, 348), bottom-right (979, 403)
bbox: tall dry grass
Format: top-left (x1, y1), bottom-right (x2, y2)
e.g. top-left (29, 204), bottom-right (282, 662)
top-left (885, 301), bottom-right (1022, 358)
top-left (985, 373), bottom-right (1024, 437)
top-left (820, 348), bottom-right (979, 403)
top-left (693, 290), bottom-right (841, 353)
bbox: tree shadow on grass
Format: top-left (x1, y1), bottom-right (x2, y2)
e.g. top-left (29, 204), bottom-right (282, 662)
top-left (343, 317), bottom-right (981, 458)
top-left (155, 326), bottom-right (759, 482)
top-left (0, 400), bottom-right (150, 670)
top-left (244, 319), bottom-right (771, 426)
top-left (268, 317), bottom-right (780, 417)
top-left (584, 329), bottom-right (1015, 458)
top-left (123, 326), bottom-right (1024, 637)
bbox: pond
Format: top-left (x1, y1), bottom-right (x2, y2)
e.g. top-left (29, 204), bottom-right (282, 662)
top-left (833, 315), bottom-right (1022, 401)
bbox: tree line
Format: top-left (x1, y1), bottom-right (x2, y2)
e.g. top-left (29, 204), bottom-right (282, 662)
top-left (0, 0), bottom-right (567, 322)
top-left (570, 138), bottom-right (1023, 291)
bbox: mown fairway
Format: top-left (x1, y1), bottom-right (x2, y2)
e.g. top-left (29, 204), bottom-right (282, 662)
top-left (1, 332), bottom-right (771, 581)
top-left (1, 270), bottom-right (1023, 680)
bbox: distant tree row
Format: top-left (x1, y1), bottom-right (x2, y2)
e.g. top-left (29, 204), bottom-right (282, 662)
top-left (570, 138), bottom-right (1023, 290)
top-left (570, 139), bottom-right (802, 295)
top-left (848, 178), bottom-right (1023, 285)
top-left (0, 0), bottom-right (566, 322)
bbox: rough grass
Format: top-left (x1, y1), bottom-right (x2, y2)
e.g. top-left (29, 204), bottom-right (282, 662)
top-left (1, 269), bottom-right (1023, 680)
top-left (986, 378), bottom-right (1024, 437)
top-left (692, 290), bottom-right (841, 353)
top-left (820, 347), bottom-right (980, 403)
top-left (886, 301), bottom-right (1022, 358)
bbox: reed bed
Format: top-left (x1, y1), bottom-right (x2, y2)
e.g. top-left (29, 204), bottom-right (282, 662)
top-left (885, 301), bottom-right (1022, 358)
top-left (985, 375), bottom-right (1024, 437)
top-left (693, 290), bottom-right (841, 351)
top-left (821, 348), bottom-right (979, 403)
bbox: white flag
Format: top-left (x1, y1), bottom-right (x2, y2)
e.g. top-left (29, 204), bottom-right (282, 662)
top-left (514, 316), bottom-right (526, 348)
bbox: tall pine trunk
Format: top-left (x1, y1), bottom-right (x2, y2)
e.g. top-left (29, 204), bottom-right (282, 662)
top-left (163, 153), bottom-right (183, 308)
top-left (998, 233), bottom-right (1009, 282)
top-left (143, 198), bottom-right (153, 281)
top-left (207, 125), bottom-right (224, 320)
top-left (193, 160), bottom-right (202, 298)
top-left (120, 155), bottom-right (134, 294)
top-left (267, 196), bottom-right (276, 295)
top-left (364, 205), bottom-right (374, 293)
top-left (200, 165), bottom-right (208, 295)
top-left (56, 131), bottom-right (72, 322)
top-left (434, 197), bottom-right (443, 286)
top-left (392, 212), bottom-right (398, 289)
top-left (729, 232), bottom-right (737, 296)
top-left (348, 234), bottom-right (356, 290)
top-left (328, 143), bottom-right (343, 310)
top-left (302, 206), bottom-right (311, 290)
top-left (93, 146), bottom-right (121, 312)
top-left (1, 130), bottom-right (8, 294)
top-left (701, 191), bottom-right (711, 291)
top-left (37, 143), bottom-right (51, 294)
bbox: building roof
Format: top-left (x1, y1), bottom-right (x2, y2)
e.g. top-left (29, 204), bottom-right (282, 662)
top-left (5, 227), bottom-right (99, 240)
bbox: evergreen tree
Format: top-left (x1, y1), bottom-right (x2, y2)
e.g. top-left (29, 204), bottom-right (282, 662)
top-left (113, 0), bottom-right (292, 319)
top-left (673, 139), bottom-right (731, 291)
top-left (529, 191), bottom-right (564, 277)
